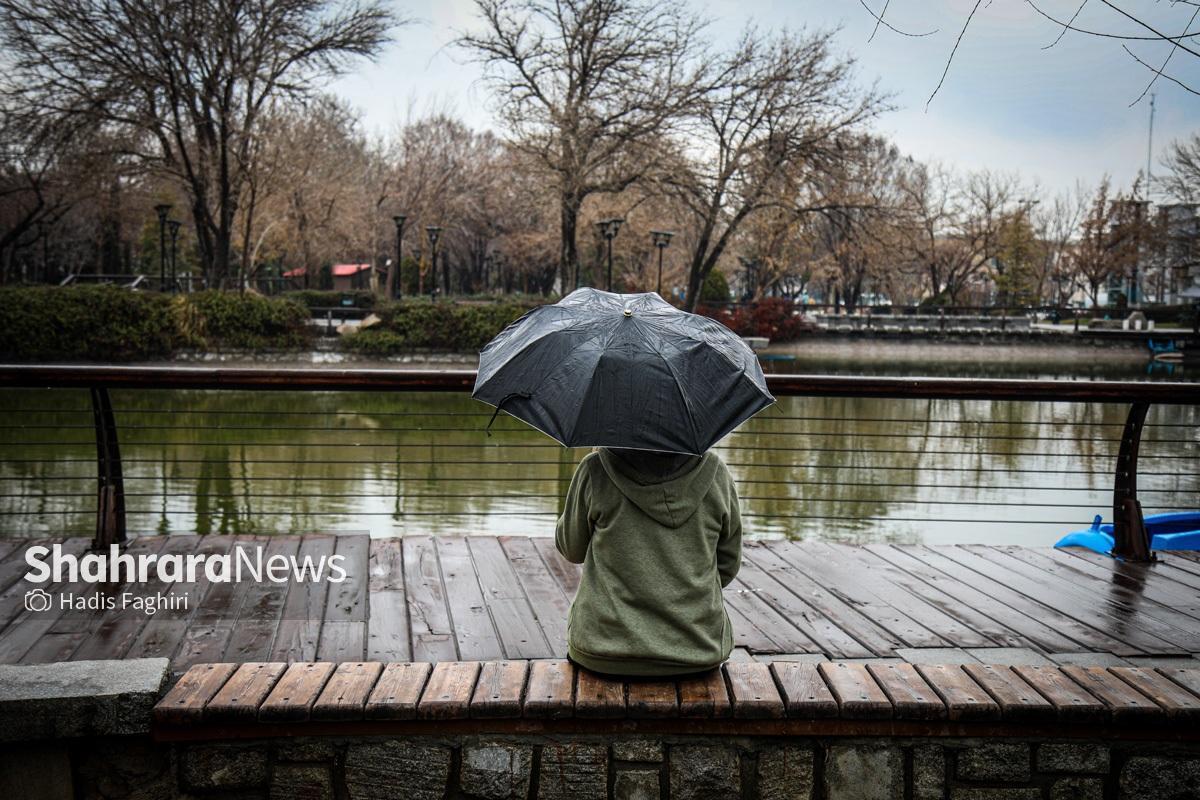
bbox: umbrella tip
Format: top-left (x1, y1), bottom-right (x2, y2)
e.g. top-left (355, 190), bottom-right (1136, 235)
top-left (623, 308), bottom-right (632, 317)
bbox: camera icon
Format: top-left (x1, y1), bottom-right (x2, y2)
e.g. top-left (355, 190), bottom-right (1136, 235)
top-left (24, 588), bottom-right (53, 613)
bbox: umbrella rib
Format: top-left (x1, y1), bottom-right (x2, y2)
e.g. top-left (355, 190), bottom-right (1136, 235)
top-left (634, 313), bottom-right (762, 390)
top-left (632, 316), bottom-right (703, 453)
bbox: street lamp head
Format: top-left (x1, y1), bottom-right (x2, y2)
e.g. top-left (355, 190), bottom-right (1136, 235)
top-left (393, 214), bottom-right (406, 229)
top-left (651, 230), bottom-right (674, 248)
top-left (596, 218), bottom-right (624, 240)
top-left (154, 203), bottom-right (172, 223)
top-left (426, 225), bottom-right (442, 246)
top-left (166, 220), bottom-right (181, 239)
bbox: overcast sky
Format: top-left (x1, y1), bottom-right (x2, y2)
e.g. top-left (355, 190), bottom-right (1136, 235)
top-left (330, 0), bottom-right (1200, 198)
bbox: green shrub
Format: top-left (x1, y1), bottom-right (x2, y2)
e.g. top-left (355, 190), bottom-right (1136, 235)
top-left (700, 270), bottom-right (730, 303)
top-left (342, 328), bottom-right (406, 355)
top-left (181, 291), bottom-right (311, 350)
top-left (0, 285), bottom-right (178, 361)
top-left (345, 300), bottom-right (536, 354)
top-left (0, 286), bottom-right (311, 360)
top-left (283, 290), bottom-right (375, 310)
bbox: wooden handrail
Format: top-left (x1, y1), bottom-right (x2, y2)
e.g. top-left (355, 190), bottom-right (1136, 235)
top-left (2, 364), bottom-right (1199, 404)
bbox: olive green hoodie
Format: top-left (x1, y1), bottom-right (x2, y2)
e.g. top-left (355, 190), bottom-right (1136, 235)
top-left (555, 448), bottom-right (742, 676)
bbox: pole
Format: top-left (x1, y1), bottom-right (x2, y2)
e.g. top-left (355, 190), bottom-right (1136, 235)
top-left (606, 234), bottom-right (613, 292)
top-left (397, 226), bottom-right (404, 300)
top-left (657, 246), bottom-right (664, 296)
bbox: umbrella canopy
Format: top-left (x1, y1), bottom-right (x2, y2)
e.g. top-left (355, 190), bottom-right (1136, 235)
top-left (472, 288), bottom-right (775, 454)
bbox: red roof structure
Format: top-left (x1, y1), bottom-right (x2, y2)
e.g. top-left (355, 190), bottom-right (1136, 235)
top-left (282, 264), bottom-right (371, 278)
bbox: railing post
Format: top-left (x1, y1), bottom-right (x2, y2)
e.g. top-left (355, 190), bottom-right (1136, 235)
top-left (90, 386), bottom-right (127, 550)
top-left (1111, 401), bottom-right (1152, 561)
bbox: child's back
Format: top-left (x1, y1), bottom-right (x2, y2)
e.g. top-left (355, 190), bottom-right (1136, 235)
top-left (555, 447), bottom-right (743, 677)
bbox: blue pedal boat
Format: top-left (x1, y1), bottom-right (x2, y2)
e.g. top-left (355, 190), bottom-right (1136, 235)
top-left (1055, 511), bottom-right (1200, 554)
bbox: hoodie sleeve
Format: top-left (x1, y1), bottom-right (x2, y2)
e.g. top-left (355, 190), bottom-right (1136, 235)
top-left (716, 465), bottom-right (743, 587)
top-left (555, 456), bottom-right (595, 564)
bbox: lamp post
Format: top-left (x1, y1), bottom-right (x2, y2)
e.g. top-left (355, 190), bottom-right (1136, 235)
top-left (166, 220), bottom-right (181, 293)
top-left (390, 215), bottom-right (406, 301)
top-left (154, 203), bottom-right (171, 291)
top-left (596, 218), bottom-right (624, 291)
top-left (650, 230), bottom-right (674, 296)
top-left (426, 226), bottom-right (442, 301)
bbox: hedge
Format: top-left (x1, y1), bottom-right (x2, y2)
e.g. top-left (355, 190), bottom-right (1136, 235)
top-left (343, 300), bottom-right (536, 355)
top-left (0, 286), bottom-right (311, 361)
top-left (282, 290), bottom-right (376, 311)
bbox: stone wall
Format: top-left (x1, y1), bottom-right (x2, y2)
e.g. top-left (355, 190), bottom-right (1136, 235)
top-left (9, 733), bottom-right (1199, 800)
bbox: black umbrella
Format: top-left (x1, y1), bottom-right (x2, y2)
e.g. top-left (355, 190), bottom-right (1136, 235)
top-left (472, 288), bottom-right (774, 454)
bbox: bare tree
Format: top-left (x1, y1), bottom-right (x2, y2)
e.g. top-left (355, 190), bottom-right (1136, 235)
top-left (458, 0), bottom-right (711, 291)
top-left (665, 27), bottom-right (884, 310)
top-left (1160, 134), bottom-right (1200, 203)
top-left (0, 0), bottom-right (398, 287)
top-left (802, 135), bottom-right (904, 313)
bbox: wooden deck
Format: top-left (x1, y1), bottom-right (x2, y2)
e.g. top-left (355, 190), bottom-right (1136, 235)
top-left (1, 535), bottom-right (1199, 674)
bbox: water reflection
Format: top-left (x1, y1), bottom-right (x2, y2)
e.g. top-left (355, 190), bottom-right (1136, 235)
top-left (1, 382), bottom-right (1196, 545)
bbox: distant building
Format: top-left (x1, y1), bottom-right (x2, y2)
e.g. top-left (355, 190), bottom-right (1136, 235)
top-left (282, 263), bottom-right (373, 292)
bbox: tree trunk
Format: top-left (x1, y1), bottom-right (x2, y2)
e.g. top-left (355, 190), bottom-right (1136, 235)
top-left (560, 193), bottom-right (582, 293)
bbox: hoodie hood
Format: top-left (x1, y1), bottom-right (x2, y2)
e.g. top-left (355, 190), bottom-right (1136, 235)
top-left (597, 448), bottom-right (720, 528)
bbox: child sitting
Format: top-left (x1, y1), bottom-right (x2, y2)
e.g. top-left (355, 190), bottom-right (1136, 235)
top-left (555, 446), bottom-right (743, 677)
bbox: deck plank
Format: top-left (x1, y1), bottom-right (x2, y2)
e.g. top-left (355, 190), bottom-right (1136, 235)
top-left (943, 546), bottom-right (1185, 655)
top-left (316, 535), bottom-right (369, 662)
top-left (889, 545), bottom-right (1140, 656)
top-left (470, 660), bottom-right (529, 718)
top-left (312, 661), bottom-right (384, 720)
top-left (402, 537), bottom-right (456, 662)
top-left (989, 546), bottom-right (1200, 645)
top-left (626, 680), bottom-right (679, 718)
top-left (418, 660), bottom-right (481, 720)
top-left (436, 537), bottom-right (503, 661)
top-left (866, 544), bottom-right (1084, 653)
top-left (154, 663), bottom-right (237, 725)
top-left (367, 538), bottom-right (410, 662)
top-left (840, 543), bottom-right (1033, 648)
top-left (270, 535), bottom-right (336, 663)
top-left (576, 669), bottom-right (626, 718)
top-left (1060, 547), bottom-right (1200, 598)
top-left (725, 661), bottom-right (785, 719)
top-left (129, 534), bottom-right (235, 662)
top-left (1060, 665), bottom-right (1159, 722)
top-left (468, 537), bottom-right (553, 659)
top-left (498, 536), bottom-right (570, 655)
top-left (259, 662), bottom-right (336, 722)
top-left (678, 668), bottom-right (731, 718)
top-left (806, 541), bottom-right (989, 648)
top-left (915, 663), bottom-right (1000, 721)
top-left (1012, 665), bottom-right (1107, 722)
top-left (771, 662), bottom-right (838, 719)
top-left (1111, 666), bottom-right (1200, 721)
top-left (206, 662), bottom-right (287, 721)
top-left (223, 536), bottom-right (300, 663)
top-left (524, 659), bottom-right (575, 719)
top-left (818, 662), bottom-right (892, 719)
top-left (531, 538), bottom-right (580, 597)
top-left (1024, 549), bottom-right (1200, 632)
top-left (741, 545), bottom-right (884, 657)
top-left (867, 662), bottom-right (946, 720)
top-left (365, 662), bottom-right (431, 720)
top-left (961, 663), bottom-right (1055, 722)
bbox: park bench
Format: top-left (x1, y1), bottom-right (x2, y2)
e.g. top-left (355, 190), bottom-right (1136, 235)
top-left (143, 658), bottom-right (1200, 798)
top-left (154, 657), bottom-right (1200, 738)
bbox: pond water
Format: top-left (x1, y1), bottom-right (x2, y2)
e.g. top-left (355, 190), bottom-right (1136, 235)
top-left (1, 343), bottom-right (1197, 545)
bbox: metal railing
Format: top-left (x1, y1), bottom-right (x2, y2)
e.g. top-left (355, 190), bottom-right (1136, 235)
top-left (1, 365), bottom-right (1197, 561)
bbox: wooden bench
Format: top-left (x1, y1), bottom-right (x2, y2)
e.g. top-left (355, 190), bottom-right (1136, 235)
top-left (152, 658), bottom-right (1200, 741)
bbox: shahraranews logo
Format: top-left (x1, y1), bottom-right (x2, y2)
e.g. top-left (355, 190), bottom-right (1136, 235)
top-left (21, 542), bottom-right (348, 616)
top-left (24, 543), bottom-right (349, 585)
